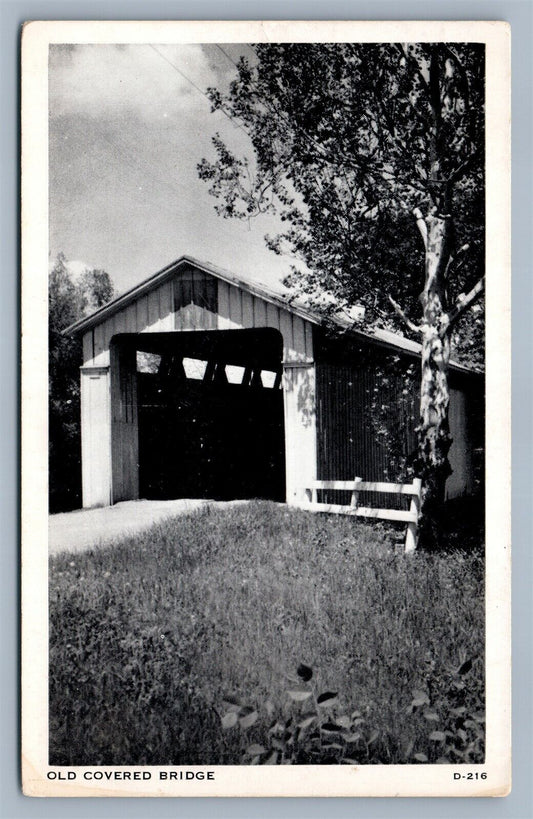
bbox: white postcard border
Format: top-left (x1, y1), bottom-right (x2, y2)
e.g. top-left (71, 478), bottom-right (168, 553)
top-left (21, 19), bottom-right (511, 798)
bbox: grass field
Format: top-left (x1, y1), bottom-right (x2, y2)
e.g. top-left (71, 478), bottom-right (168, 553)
top-left (49, 501), bottom-right (484, 766)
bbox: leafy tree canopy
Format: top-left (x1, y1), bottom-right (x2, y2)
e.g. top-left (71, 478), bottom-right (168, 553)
top-left (199, 43), bottom-right (486, 543)
top-left (198, 43), bottom-right (485, 366)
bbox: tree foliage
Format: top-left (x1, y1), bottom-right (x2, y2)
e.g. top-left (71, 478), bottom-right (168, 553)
top-left (199, 43), bottom-right (484, 344)
top-left (199, 43), bottom-right (485, 545)
top-left (49, 253), bottom-right (114, 511)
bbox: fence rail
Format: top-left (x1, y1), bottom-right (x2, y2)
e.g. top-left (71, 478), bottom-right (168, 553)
top-left (296, 477), bottom-right (423, 553)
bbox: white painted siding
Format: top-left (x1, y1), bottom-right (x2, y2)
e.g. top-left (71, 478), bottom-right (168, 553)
top-left (283, 364), bottom-right (317, 503)
top-left (80, 367), bottom-right (112, 508)
top-left (82, 331), bottom-right (93, 364)
top-left (79, 266), bottom-right (317, 506)
top-left (215, 279), bottom-right (313, 363)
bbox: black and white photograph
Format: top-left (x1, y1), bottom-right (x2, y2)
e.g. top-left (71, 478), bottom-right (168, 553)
top-left (21, 20), bottom-right (511, 797)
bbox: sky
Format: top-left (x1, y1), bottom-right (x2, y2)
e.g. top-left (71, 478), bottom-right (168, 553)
top-left (49, 43), bottom-right (292, 295)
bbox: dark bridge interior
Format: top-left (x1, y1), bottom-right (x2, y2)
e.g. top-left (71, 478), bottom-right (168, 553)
top-left (132, 328), bottom-right (286, 502)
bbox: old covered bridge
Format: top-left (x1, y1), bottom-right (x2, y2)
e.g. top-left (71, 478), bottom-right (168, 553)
top-left (65, 255), bottom-right (483, 509)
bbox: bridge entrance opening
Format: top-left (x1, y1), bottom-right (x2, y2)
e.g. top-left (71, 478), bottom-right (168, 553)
top-left (134, 328), bottom-right (286, 501)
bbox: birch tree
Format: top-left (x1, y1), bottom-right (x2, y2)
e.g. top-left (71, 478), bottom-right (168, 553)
top-left (198, 43), bottom-right (485, 545)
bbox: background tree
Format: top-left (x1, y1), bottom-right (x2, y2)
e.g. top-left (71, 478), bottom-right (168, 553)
top-left (49, 253), bottom-right (115, 511)
top-left (198, 43), bottom-right (485, 546)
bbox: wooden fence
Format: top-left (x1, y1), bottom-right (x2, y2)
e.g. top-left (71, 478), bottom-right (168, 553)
top-left (296, 477), bottom-right (422, 553)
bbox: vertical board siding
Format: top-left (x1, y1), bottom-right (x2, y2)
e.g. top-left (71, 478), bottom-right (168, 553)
top-left (447, 388), bottom-right (474, 499)
top-left (266, 303), bottom-right (280, 332)
top-left (125, 303), bottom-right (137, 334)
top-left (92, 322), bottom-right (110, 367)
top-left (80, 368), bottom-right (111, 507)
top-left (136, 295), bottom-right (149, 332)
top-left (252, 296), bottom-right (268, 328)
top-left (82, 332), bottom-right (93, 365)
top-left (102, 317), bottom-right (115, 357)
top-left (113, 308), bottom-right (127, 337)
top-left (177, 301), bottom-right (192, 331)
top-left (157, 281), bottom-right (174, 331)
top-left (241, 290), bottom-right (254, 327)
top-left (283, 364), bottom-right (317, 502)
top-left (147, 289), bottom-right (160, 329)
top-left (316, 359), bottom-right (418, 509)
top-left (316, 350), bottom-right (476, 505)
top-left (110, 344), bottom-right (139, 503)
top-left (174, 268), bottom-right (218, 331)
top-left (292, 317), bottom-right (306, 361)
top-left (229, 284), bottom-right (243, 327)
top-left (279, 310), bottom-right (294, 360)
top-left (217, 281), bottom-right (231, 330)
top-left (89, 268), bottom-right (315, 359)
top-left (304, 322), bottom-right (313, 360)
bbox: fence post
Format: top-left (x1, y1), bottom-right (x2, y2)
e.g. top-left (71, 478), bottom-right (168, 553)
top-left (350, 477), bottom-right (362, 510)
top-left (404, 478), bottom-right (422, 554)
top-left (311, 484), bottom-right (318, 504)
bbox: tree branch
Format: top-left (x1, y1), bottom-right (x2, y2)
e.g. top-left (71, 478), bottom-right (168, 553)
top-left (388, 295), bottom-right (423, 334)
top-left (412, 207), bottom-right (428, 249)
top-left (396, 44), bottom-right (430, 95)
top-left (448, 146), bottom-right (482, 184)
top-left (446, 276), bottom-right (485, 330)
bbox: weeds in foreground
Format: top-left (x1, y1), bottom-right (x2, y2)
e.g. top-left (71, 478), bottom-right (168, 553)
top-left (220, 659), bottom-right (484, 765)
top-left (49, 501), bottom-right (484, 765)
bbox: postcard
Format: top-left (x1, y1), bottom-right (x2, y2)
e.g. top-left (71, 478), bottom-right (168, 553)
top-left (21, 19), bottom-right (511, 797)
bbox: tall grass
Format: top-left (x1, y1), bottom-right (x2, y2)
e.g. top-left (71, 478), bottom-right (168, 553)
top-left (49, 501), bottom-right (484, 765)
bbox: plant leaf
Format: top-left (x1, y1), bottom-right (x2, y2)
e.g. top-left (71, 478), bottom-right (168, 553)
top-left (222, 695), bottom-right (244, 712)
top-left (423, 710), bottom-right (439, 721)
top-left (343, 732), bottom-right (362, 743)
top-left (317, 691), bottom-right (338, 706)
top-left (429, 731), bottom-right (446, 741)
top-left (321, 722), bottom-right (343, 733)
top-left (221, 711), bottom-right (238, 729)
top-left (239, 710), bottom-right (258, 728)
top-left (288, 690), bottom-right (312, 702)
top-left (246, 743), bottom-right (266, 756)
top-left (367, 730), bottom-right (379, 745)
top-left (297, 715), bottom-right (316, 729)
top-left (411, 695), bottom-right (430, 707)
top-left (457, 658), bottom-right (473, 676)
top-left (413, 752), bottom-right (428, 762)
top-left (297, 663), bottom-right (313, 682)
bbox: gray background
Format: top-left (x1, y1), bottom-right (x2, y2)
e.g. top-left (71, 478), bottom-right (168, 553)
top-left (2, 0), bottom-right (531, 817)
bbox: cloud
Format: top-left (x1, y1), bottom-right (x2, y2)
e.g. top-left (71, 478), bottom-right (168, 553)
top-left (49, 44), bottom-right (219, 122)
